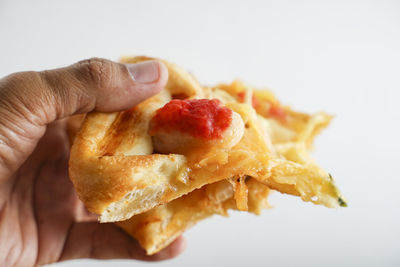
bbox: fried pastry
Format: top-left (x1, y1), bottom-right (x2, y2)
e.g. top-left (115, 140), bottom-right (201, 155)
top-left (69, 57), bottom-right (345, 224)
top-left (68, 57), bottom-right (346, 255)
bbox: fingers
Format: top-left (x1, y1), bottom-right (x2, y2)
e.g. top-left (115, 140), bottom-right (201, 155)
top-left (0, 58), bottom-right (168, 176)
top-left (59, 222), bottom-right (186, 262)
top-left (41, 58), bottom-right (168, 117)
top-left (0, 58), bottom-right (168, 124)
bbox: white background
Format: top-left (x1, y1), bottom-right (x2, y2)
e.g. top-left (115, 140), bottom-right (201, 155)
top-left (1, 0), bottom-right (399, 266)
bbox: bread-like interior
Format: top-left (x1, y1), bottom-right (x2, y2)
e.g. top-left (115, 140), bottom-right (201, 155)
top-left (116, 178), bottom-right (270, 255)
top-left (68, 56), bottom-right (346, 254)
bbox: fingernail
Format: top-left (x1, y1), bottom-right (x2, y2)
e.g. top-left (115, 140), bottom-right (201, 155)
top-left (125, 60), bottom-right (160, 84)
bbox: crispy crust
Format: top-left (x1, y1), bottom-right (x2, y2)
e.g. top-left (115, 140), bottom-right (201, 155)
top-left (117, 178), bottom-right (270, 255)
top-left (69, 57), bottom-right (345, 227)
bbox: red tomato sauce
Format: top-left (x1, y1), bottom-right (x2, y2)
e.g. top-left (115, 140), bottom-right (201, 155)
top-left (237, 91), bottom-right (286, 122)
top-left (150, 99), bottom-right (233, 139)
top-left (237, 91), bottom-right (260, 108)
top-left (269, 105), bottom-right (287, 122)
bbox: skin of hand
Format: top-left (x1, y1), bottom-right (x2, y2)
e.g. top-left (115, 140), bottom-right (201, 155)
top-left (0, 58), bottom-right (186, 266)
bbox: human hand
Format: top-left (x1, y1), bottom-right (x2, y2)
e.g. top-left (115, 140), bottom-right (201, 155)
top-left (0, 58), bottom-right (186, 266)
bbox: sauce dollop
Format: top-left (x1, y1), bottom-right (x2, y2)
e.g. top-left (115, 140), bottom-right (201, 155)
top-left (150, 99), bottom-right (233, 139)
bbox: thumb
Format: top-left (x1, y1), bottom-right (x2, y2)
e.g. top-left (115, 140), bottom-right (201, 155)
top-left (0, 58), bottom-right (167, 176)
top-left (37, 58), bottom-right (167, 116)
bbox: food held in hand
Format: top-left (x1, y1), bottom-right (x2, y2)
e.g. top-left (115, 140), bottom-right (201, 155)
top-left (68, 56), bottom-right (346, 255)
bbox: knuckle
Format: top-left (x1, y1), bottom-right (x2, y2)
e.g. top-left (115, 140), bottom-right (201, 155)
top-left (77, 58), bottom-right (115, 89)
top-left (0, 71), bottom-right (47, 121)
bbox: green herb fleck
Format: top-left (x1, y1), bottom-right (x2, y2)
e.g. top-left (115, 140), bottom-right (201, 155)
top-left (338, 197), bottom-right (347, 207)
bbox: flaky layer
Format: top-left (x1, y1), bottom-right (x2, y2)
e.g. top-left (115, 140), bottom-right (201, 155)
top-left (69, 56), bottom-right (345, 225)
top-left (117, 178), bottom-right (270, 255)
